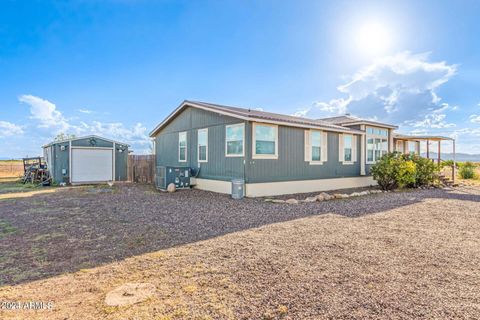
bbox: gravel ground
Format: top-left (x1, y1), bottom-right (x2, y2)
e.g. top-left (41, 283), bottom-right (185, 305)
top-left (0, 184), bottom-right (480, 319)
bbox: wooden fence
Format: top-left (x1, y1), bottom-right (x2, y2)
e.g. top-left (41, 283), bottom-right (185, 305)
top-left (128, 155), bottom-right (155, 184)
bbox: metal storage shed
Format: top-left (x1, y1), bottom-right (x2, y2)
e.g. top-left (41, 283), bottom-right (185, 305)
top-left (42, 135), bottom-right (129, 185)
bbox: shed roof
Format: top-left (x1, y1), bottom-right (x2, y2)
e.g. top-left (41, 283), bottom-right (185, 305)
top-left (149, 100), bottom-right (365, 137)
top-left (42, 135), bottom-right (130, 148)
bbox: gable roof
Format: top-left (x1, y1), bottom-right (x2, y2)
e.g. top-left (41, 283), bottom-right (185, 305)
top-left (149, 100), bottom-right (365, 137)
top-left (42, 135), bottom-right (130, 148)
top-left (319, 115), bottom-right (398, 129)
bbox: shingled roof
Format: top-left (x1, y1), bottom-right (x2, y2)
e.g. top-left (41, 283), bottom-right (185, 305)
top-left (150, 100), bottom-right (365, 137)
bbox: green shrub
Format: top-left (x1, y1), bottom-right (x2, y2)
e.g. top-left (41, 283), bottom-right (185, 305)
top-left (459, 162), bottom-right (476, 179)
top-left (371, 152), bottom-right (439, 190)
top-left (410, 155), bottom-right (439, 186)
top-left (370, 153), bottom-right (402, 190)
top-left (397, 160), bottom-right (417, 188)
top-left (440, 159), bottom-right (454, 168)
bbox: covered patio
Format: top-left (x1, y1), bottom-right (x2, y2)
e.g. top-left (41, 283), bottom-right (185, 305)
top-left (393, 134), bottom-right (457, 182)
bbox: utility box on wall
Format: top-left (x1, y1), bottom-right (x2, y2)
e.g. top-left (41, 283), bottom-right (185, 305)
top-left (156, 166), bottom-right (191, 190)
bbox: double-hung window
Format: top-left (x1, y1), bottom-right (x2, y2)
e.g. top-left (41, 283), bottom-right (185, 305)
top-left (198, 128), bottom-right (208, 162)
top-left (225, 123), bottom-right (244, 157)
top-left (339, 134), bottom-right (357, 164)
top-left (305, 129), bottom-right (327, 164)
top-left (178, 131), bottom-right (187, 162)
top-left (311, 131), bottom-right (322, 161)
top-left (253, 123), bottom-right (278, 159)
top-left (366, 127), bottom-right (388, 164)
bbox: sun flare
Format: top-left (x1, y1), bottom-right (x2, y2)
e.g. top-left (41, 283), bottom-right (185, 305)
top-left (354, 22), bottom-right (391, 56)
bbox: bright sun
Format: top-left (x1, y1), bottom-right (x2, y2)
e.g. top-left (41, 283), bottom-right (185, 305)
top-left (354, 22), bottom-right (391, 56)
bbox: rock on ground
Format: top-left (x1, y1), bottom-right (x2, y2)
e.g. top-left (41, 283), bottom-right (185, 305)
top-left (105, 283), bottom-right (156, 306)
top-left (167, 183), bottom-right (176, 193)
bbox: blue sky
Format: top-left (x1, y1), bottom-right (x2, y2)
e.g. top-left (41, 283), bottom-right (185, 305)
top-left (1, 0), bottom-right (480, 157)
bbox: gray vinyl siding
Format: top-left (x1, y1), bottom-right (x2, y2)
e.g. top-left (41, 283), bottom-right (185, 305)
top-left (115, 147), bottom-right (128, 181)
top-left (246, 126), bottom-right (361, 183)
top-left (72, 138), bottom-right (113, 148)
top-left (155, 107), bottom-right (246, 181)
top-left (154, 107), bottom-right (367, 184)
top-left (51, 142), bottom-right (70, 184)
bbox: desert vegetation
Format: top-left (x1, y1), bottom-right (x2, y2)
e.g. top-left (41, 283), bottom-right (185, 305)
top-left (371, 152), bottom-right (440, 190)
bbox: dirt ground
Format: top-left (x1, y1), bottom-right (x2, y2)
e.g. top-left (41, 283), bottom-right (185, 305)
top-left (0, 184), bottom-right (479, 319)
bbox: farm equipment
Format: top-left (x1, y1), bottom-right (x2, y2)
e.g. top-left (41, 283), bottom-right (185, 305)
top-left (22, 157), bottom-right (51, 185)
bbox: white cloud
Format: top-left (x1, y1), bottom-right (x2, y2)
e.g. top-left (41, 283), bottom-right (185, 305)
top-left (293, 98), bottom-right (350, 118)
top-left (0, 121), bottom-right (24, 138)
top-left (338, 52), bottom-right (456, 104)
top-left (470, 114), bottom-right (480, 123)
top-left (302, 52), bottom-right (457, 129)
top-left (18, 94), bottom-right (151, 154)
top-left (19, 94), bottom-right (70, 132)
top-left (405, 103), bottom-right (457, 128)
top-left (78, 108), bottom-right (93, 114)
top-left (84, 121), bottom-right (150, 145)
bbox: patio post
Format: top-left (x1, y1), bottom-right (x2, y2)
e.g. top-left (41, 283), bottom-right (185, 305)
top-left (437, 141), bottom-right (441, 166)
top-left (452, 139), bottom-right (456, 183)
top-left (426, 140), bottom-right (430, 159)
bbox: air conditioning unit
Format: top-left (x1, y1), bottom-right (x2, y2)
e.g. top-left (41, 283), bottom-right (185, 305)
top-left (155, 166), bottom-right (191, 190)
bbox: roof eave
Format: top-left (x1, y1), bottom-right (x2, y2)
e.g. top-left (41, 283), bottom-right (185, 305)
top-left (149, 101), bottom-right (365, 137)
top-left (42, 135), bottom-right (131, 148)
top-left (341, 121), bottom-right (398, 129)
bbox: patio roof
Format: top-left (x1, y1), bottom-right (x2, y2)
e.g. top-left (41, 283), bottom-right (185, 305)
top-left (393, 134), bottom-right (454, 141)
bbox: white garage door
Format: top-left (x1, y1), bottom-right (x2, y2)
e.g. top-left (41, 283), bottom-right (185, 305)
top-left (71, 148), bottom-right (113, 183)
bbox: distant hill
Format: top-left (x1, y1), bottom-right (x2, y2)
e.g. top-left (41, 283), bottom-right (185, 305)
top-left (421, 152), bottom-right (480, 162)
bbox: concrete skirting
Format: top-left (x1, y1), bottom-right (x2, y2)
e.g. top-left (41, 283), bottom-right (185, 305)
top-left (193, 176), bottom-right (376, 197)
top-left (245, 176), bottom-right (376, 197)
top-left (192, 178), bottom-right (231, 194)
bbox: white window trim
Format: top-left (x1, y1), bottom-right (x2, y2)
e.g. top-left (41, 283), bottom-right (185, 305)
top-left (197, 128), bottom-right (208, 163)
top-left (178, 131), bottom-right (187, 162)
top-left (340, 134), bottom-right (355, 165)
top-left (310, 130), bottom-right (323, 165)
top-left (305, 129), bottom-right (328, 165)
top-left (252, 122), bottom-right (278, 160)
top-left (366, 126), bottom-right (389, 164)
top-left (225, 123), bottom-right (245, 157)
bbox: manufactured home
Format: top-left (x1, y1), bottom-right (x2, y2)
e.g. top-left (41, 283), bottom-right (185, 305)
top-left (150, 100), bottom-right (453, 197)
top-left (43, 135), bottom-right (129, 185)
